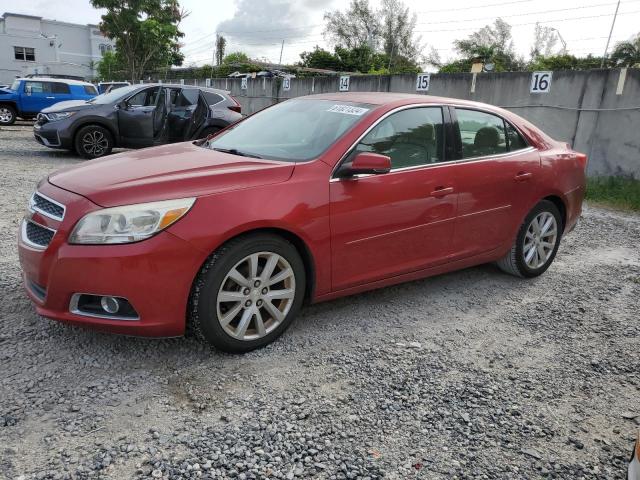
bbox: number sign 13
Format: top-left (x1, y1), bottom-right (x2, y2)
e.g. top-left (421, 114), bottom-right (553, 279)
top-left (531, 71), bottom-right (552, 93)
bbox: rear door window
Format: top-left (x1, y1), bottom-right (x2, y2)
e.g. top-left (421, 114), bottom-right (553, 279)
top-left (505, 122), bottom-right (529, 151)
top-left (51, 82), bottom-right (71, 94)
top-left (202, 91), bottom-right (224, 106)
top-left (83, 85), bottom-right (98, 95)
top-left (455, 109), bottom-right (507, 159)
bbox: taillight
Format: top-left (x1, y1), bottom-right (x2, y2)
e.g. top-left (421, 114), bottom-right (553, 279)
top-left (576, 153), bottom-right (588, 171)
top-left (227, 97), bottom-right (241, 114)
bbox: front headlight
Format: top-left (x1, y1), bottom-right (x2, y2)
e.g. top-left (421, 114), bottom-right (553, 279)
top-left (45, 111), bottom-right (76, 122)
top-left (69, 198), bottom-right (195, 245)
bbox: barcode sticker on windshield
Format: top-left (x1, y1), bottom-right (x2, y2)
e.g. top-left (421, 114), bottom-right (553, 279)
top-left (327, 105), bottom-right (369, 116)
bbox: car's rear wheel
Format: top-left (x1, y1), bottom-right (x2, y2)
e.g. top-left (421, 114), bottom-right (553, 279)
top-left (497, 200), bottom-right (562, 278)
top-left (189, 234), bottom-right (306, 353)
top-left (0, 105), bottom-right (16, 126)
top-left (74, 125), bottom-right (113, 159)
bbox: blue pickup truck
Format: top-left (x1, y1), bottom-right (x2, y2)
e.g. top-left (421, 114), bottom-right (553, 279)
top-left (0, 77), bottom-right (98, 126)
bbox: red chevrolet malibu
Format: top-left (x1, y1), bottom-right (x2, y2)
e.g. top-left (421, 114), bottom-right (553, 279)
top-left (18, 93), bottom-right (586, 352)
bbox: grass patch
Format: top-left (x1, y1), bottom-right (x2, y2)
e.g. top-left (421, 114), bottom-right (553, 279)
top-left (586, 176), bottom-right (640, 211)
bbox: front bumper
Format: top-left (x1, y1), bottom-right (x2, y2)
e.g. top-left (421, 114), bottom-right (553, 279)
top-left (33, 119), bottom-right (72, 149)
top-left (18, 182), bottom-right (205, 337)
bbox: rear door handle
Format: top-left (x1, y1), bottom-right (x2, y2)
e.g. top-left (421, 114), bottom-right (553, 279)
top-left (430, 186), bottom-right (454, 197)
top-left (46, 96), bottom-right (55, 99)
top-left (514, 172), bottom-right (532, 182)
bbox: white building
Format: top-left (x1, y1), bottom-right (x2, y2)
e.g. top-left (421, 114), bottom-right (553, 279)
top-left (0, 12), bottom-right (115, 84)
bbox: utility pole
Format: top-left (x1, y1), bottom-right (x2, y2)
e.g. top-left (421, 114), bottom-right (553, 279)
top-left (279, 40), bottom-right (284, 66)
top-left (601, 0), bottom-right (621, 68)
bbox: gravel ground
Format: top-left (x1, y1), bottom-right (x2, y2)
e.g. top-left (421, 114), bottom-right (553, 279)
top-left (1, 123), bottom-right (639, 480)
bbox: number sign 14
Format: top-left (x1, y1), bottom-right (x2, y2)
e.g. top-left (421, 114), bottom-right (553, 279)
top-left (339, 76), bottom-right (350, 92)
top-left (416, 73), bottom-right (430, 91)
top-left (531, 71), bottom-right (552, 93)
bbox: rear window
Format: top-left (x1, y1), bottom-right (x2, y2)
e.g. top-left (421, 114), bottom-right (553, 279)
top-left (203, 91), bottom-right (224, 106)
top-left (83, 85), bottom-right (98, 95)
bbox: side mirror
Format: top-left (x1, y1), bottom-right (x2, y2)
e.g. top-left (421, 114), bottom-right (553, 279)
top-left (340, 152), bottom-right (391, 177)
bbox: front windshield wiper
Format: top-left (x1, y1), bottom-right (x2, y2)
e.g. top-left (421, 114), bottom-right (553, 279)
top-left (212, 147), bottom-right (262, 159)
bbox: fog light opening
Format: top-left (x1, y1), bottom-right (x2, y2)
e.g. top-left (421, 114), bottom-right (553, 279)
top-left (100, 296), bottom-right (120, 314)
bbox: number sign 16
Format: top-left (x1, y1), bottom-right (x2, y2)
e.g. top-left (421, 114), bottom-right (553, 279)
top-left (531, 71), bottom-right (552, 93)
top-left (339, 76), bottom-right (350, 92)
top-left (416, 73), bottom-right (430, 91)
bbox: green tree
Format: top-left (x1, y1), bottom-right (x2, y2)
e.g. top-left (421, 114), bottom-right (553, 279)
top-left (451, 18), bottom-right (524, 72)
top-left (380, 0), bottom-right (421, 64)
top-left (96, 50), bottom-right (126, 80)
top-left (90, 0), bottom-right (186, 82)
top-left (529, 54), bottom-right (604, 71)
top-left (299, 46), bottom-right (342, 70)
top-left (222, 51), bottom-right (251, 65)
top-left (609, 35), bottom-right (640, 67)
top-left (324, 0), bottom-right (380, 50)
top-left (215, 34), bottom-right (227, 66)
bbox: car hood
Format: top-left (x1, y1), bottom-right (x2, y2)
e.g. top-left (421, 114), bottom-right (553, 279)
top-left (41, 100), bottom-right (97, 113)
top-left (0, 88), bottom-right (13, 95)
top-left (48, 142), bottom-right (295, 207)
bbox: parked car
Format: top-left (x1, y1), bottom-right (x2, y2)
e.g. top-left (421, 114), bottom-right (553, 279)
top-left (18, 93), bottom-right (586, 353)
top-left (0, 77), bottom-right (97, 125)
top-left (98, 81), bottom-right (131, 94)
top-left (33, 83), bottom-right (243, 159)
top-left (631, 433), bottom-right (640, 480)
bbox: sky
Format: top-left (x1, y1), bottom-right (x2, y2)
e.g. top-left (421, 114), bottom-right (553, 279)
top-left (2, 0), bottom-right (639, 67)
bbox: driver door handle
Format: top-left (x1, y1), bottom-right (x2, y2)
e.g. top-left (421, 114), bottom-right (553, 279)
top-left (46, 96), bottom-right (55, 99)
top-left (514, 172), bottom-right (533, 182)
top-left (430, 186), bottom-right (454, 197)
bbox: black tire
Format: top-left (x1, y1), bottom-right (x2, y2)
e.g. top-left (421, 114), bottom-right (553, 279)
top-left (74, 125), bottom-right (113, 159)
top-left (188, 234), bottom-right (306, 353)
top-left (0, 104), bottom-right (16, 126)
top-left (497, 200), bottom-right (563, 278)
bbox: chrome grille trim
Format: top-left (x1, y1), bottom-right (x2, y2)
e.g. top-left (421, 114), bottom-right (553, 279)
top-left (21, 219), bottom-right (56, 250)
top-left (29, 191), bottom-right (66, 221)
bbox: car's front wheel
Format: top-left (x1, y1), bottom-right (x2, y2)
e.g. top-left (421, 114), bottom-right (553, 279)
top-left (0, 104), bottom-right (16, 126)
top-left (189, 234), bottom-right (306, 353)
top-left (74, 125), bottom-right (113, 159)
top-left (497, 200), bottom-right (562, 278)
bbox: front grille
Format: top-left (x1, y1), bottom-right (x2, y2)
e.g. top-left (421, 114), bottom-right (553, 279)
top-left (25, 221), bottom-right (55, 248)
top-left (31, 192), bottom-right (65, 220)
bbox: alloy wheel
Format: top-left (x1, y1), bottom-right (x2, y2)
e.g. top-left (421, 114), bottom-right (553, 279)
top-left (0, 107), bottom-right (13, 123)
top-left (81, 130), bottom-right (109, 156)
top-left (216, 251), bottom-right (296, 341)
top-left (523, 211), bottom-right (558, 269)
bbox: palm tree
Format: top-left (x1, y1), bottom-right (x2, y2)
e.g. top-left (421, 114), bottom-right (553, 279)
top-left (610, 35), bottom-right (640, 67)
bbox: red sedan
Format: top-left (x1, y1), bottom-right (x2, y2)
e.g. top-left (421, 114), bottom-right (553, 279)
top-left (18, 93), bottom-right (586, 352)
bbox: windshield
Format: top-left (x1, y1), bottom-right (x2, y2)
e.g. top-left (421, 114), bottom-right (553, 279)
top-left (206, 99), bottom-right (373, 161)
top-left (10, 80), bottom-right (19, 91)
top-left (88, 85), bottom-right (141, 104)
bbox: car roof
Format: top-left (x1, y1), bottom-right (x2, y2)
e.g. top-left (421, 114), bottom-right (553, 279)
top-left (17, 77), bottom-right (94, 86)
top-left (133, 83), bottom-right (230, 95)
top-left (301, 92), bottom-right (519, 117)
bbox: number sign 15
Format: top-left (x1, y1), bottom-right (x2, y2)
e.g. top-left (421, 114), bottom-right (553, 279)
top-left (531, 71), bottom-right (552, 93)
top-left (339, 76), bottom-right (350, 92)
top-left (416, 73), bottom-right (430, 91)
top-left (241, 77), bottom-right (248, 90)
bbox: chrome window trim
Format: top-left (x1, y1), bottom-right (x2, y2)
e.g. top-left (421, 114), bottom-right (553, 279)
top-left (69, 293), bottom-right (140, 321)
top-left (29, 191), bottom-right (66, 221)
top-left (329, 102), bottom-right (537, 182)
top-left (21, 218), bottom-right (56, 250)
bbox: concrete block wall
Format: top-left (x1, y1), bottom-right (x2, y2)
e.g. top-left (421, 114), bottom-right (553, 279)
top-left (166, 69), bottom-right (640, 177)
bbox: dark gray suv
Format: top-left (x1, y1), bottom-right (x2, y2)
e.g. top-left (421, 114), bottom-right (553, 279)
top-left (34, 83), bottom-right (243, 159)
